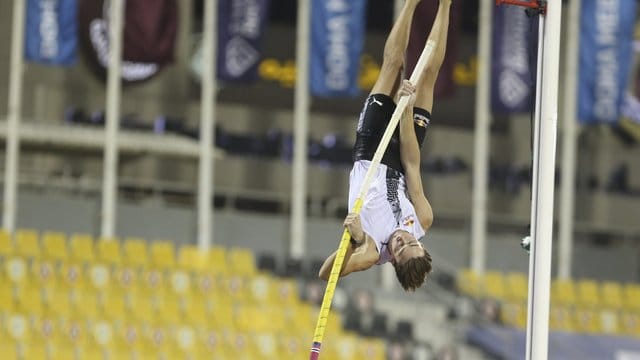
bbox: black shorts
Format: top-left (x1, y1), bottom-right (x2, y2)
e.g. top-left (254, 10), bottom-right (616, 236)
top-left (352, 93), bottom-right (430, 173)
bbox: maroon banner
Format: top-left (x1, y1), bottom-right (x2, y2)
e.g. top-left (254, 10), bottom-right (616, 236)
top-left (78, 0), bottom-right (178, 83)
top-left (405, 0), bottom-right (461, 98)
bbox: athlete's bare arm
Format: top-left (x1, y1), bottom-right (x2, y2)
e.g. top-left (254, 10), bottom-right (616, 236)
top-left (319, 213), bottom-right (379, 280)
top-left (398, 80), bottom-right (434, 230)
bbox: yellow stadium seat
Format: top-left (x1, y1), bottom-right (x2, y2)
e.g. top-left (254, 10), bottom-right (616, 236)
top-left (141, 324), bottom-right (170, 356)
top-left (112, 264), bottom-right (140, 298)
top-left (4, 256), bottom-right (28, 286)
top-left (601, 282), bottom-right (623, 309)
top-left (501, 302), bottom-right (527, 329)
top-left (57, 318), bottom-right (87, 349)
top-left (483, 271), bottom-right (506, 299)
top-left (96, 239), bottom-right (122, 265)
top-left (113, 322), bottom-right (143, 357)
top-left (457, 268), bottom-right (480, 297)
top-left (72, 291), bottom-right (99, 319)
top-left (171, 325), bottom-right (198, 357)
top-left (236, 305), bottom-right (285, 333)
top-left (248, 274), bottom-right (273, 304)
top-left (273, 278), bottom-right (301, 306)
top-left (0, 341), bottom-right (18, 360)
top-left (25, 342), bottom-right (50, 360)
top-left (31, 315), bottom-right (58, 348)
top-left (192, 272), bottom-right (219, 302)
top-left (620, 311), bottom-right (640, 337)
top-left (15, 286), bottom-right (43, 317)
top-left (0, 230), bottom-right (13, 258)
top-left (549, 305), bottom-right (574, 332)
top-left (156, 297), bottom-right (182, 323)
top-left (287, 303), bottom-right (316, 334)
top-left (15, 229), bottom-right (40, 259)
top-left (59, 261), bottom-right (87, 292)
top-left (150, 241), bottom-right (175, 269)
top-left (103, 294), bottom-right (127, 320)
top-left (224, 330), bottom-right (253, 357)
top-left (209, 246), bottom-right (229, 275)
top-left (87, 263), bottom-right (111, 294)
top-left (252, 332), bottom-right (280, 359)
top-left (576, 280), bottom-right (600, 307)
top-left (45, 289), bottom-right (72, 318)
top-left (48, 341), bottom-right (77, 360)
top-left (599, 309), bottom-right (620, 335)
top-left (551, 279), bottom-right (576, 305)
top-left (88, 320), bottom-right (114, 353)
top-left (228, 248), bottom-right (256, 276)
top-left (280, 334), bottom-right (306, 358)
top-left (4, 313), bottom-right (31, 343)
top-left (0, 285), bottom-right (15, 313)
top-left (123, 238), bottom-right (149, 267)
top-left (41, 232), bottom-right (68, 261)
top-left (128, 295), bottom-right (155, 323)
top-left (223, 274), bottom-right (250, 303)
top-left (169, 269), bottom-right (192, 299)
top-left (623, 284), bottom-right (640, 311)
top-left (184, 298), bottom-right (209, 326)
top-left (197, 328), bottom-right (233, 358)
top-left (573, 307), bottom-right (600, 333)
top-left (177, 245), bottom-right (208, 272)
top-left (505, 272), bottom-right (528, 302)
top-left (210, 301), bottom-right (235, 329)
top-left (30, 259), bottom-right (58, 290)
top-left (140, 268), bottom-right (167, 298)
top-left (69, 234), bottom-right (95, 263)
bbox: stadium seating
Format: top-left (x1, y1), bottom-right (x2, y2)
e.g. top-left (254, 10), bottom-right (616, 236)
top-left (457, 267), bottom-right (640, 337)
top-left (0, 228), bottom-right (386, 360)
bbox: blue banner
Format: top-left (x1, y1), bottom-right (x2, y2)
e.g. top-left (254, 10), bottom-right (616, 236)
top-left (25, 0), bottom-right (77, 66)
top-left (491, 5), bottom-right (538, 114)
top-left (310, 0), bottom-right (366, 97)
top-left (217, 0), bottom-right (271, 82)
top-left (579, 0), bottom-right (637, 124)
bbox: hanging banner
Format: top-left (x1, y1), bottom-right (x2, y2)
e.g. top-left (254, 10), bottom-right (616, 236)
top-left (25, 0), bottom-right (78, 66)
top-left (579, 0), bottom-right (637, 124)
top-left (217, 0), bottom-right (271, 82)
top-left (405, 0), bottom-right (461, 98)
top-left (617, 23), bottom-right (640, 141)
top-left (310, 0), bottom-right (366, 97)
top-left (491, 5), bottom-right (538, 114)
top-left (78, 0), bottom-right (178, 84)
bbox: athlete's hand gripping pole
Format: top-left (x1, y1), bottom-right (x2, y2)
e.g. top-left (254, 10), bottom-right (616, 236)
top-left (309, 39), bottom-right (437, 360)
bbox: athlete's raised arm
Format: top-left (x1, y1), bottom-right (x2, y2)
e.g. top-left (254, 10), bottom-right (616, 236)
top-left (398, 80), bottom-right (433, 231)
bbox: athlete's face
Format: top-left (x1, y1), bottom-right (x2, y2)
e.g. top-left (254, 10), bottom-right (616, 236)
top-left (389, 230), bottom-right (424, 265)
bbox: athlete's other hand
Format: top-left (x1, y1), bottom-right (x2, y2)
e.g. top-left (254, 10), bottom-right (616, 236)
top-left (343, 213), bottom-right (364, 244)
top-left (398, 79), bottom-right (416, 108)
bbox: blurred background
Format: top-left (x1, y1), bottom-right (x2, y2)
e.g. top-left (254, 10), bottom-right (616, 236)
top-left (0, 0), bottom-right (639, 359)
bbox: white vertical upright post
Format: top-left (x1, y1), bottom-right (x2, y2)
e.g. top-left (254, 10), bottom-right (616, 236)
top-left (471, 0), bottom-right (492, 274)
top-left (558, 0), bottom-right (581, 280)
top-left (289, 0), bottom-right (311, 259)
top-left (526, 0), bottom-right (562, 359)
top-left (100, 0), bottom-right (125, 239)
top-left (198, 0), bottom-right (217, 251)
top-left (3, 0), bottom-right (26, 232)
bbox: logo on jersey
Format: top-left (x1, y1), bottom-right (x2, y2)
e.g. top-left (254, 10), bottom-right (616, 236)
top-left (402, 215), bottom-right (415, 227)
top-left (414, 113), bottom-right (430, 127)
top-left (368, 96), bottom-right (384, 107)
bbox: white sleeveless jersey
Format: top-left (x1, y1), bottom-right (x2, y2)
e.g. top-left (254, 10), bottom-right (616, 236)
top-left (348, 160), bottom-right (426, 265)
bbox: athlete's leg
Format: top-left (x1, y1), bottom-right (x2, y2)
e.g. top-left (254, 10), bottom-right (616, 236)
top-left (414, 0), bottom-right (452, 113)
top-left (370, 0), bottom-right (421, 97)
